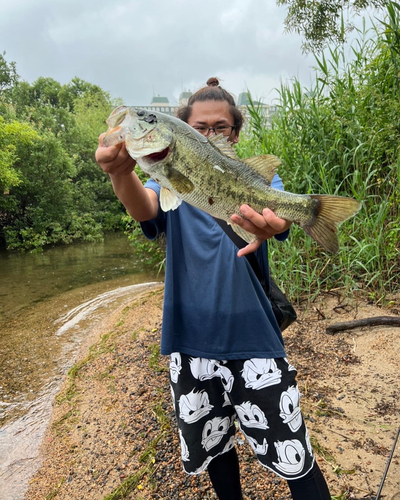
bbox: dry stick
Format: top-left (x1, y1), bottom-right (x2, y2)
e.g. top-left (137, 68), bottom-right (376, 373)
top-left (375, 426), bottom-right (400, 500)
top-left (326, 316), bottom-right (400, 335)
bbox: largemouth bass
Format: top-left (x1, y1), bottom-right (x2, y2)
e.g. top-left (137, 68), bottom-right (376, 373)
top-left (103, 106), bottom-right (361, 253)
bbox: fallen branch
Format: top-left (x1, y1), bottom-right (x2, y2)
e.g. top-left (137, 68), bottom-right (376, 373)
top-left (326, 316), bottom-right (400, 335)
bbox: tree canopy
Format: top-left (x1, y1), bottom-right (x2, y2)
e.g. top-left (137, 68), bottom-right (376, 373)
top-left (0, 52), bottom-right (125, 251)
top-left (0, 51), bottom-right (18, 92)
top-left (277, 0), bottom-right (387, 51)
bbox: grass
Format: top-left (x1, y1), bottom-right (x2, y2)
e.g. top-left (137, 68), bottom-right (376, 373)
top-left (44, 479), bottom-right (65, 500)
top-left (148, 343), bottom-right (168, 373)
top-left (51, 330), bottom-right (119, 432)
top-left (40, 288), bottom-right (166, 500)
top-left (310, 435), bottom-right (336, 464)
top-left (55, 331), bottom-right (117, 405)
top-left (102, 401), bottom-right (171, 500)
top-left (102, 465), bottom-right (153, 500)
top-left (237, 6), bottom-right (400, 305)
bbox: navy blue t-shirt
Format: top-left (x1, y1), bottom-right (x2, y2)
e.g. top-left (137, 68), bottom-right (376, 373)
top-left (141, 176), bottom-right (288, 360)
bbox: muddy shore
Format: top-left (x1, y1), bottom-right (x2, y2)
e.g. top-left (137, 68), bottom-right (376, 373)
top-left (25, 286), bottom-right (400, 499)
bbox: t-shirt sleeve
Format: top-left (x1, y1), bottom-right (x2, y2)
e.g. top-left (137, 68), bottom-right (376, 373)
top-left (139, 179), bottom-right (166, 240)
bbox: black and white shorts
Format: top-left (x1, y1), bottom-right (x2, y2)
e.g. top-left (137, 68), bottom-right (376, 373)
top-left (169, 354), bottom-right (315, 480)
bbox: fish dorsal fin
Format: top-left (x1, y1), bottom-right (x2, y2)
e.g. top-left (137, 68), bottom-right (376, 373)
top-left (160, 186), bottom-right (182, 212)
top-left (208, 134), bottom-right (240, 160)
top-left (242, 154), bottom-right (281, 184)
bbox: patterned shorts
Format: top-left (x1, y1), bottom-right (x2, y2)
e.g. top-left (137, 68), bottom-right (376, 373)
top-left (169, 353), bottom-right (315, 479)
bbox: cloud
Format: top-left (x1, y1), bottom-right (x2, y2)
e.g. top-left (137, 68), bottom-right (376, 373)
top-left (0, 0), bottom-right (313, 105)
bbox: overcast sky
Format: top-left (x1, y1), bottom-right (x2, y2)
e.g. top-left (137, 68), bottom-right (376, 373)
top-left (0, 0), bottom-right (374, 106)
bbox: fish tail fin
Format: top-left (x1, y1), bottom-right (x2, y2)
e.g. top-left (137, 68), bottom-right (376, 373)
top-left (303, 195), bottom-right (361, 253)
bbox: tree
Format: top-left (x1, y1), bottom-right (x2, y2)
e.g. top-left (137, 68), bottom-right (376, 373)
top-left (0, 51), bottom-right (18, 92)
top-left (0, 53), bottom-right (126, 250)
top-left (277, 0), bottom-right (387, 52)
top-left (58, 77), bottom-right (106, 111)
top-left (0, 117), bottom-right (39, 191)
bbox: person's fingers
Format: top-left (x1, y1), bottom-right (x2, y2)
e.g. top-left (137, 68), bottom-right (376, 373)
top-left (230, 206), bottom-right (291, 240)
top-left (95, 142), bottom-right (123, 164)
top-left (238, 205), bottom-right (270, 230)
top-left (98, 133), bottom-right (106, 147)
top-left (115, 156), bottom-right (136, 175)
top-left (230, 210), bottom-right (276, 240)
top-left (261, 208), bottom-right (291, 233)
top-left (95, 137), bottom-right (136, 175)
top-left (236, 238), bottom-right (263, 257)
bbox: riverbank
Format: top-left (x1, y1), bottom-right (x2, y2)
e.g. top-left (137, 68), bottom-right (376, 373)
top-left (25, 286), bottom-right (400, 500)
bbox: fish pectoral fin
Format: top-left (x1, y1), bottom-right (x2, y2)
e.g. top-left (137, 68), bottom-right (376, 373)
top-left (230, 223), bottom-right (257, 245)
top-left (160, 187), bottom-right (182, 212)
top-left (242, 154), bottom-right (281, 184)
top-left (208, 135), bottom-right (240, 160)
top-left (164, 167), bottom-right (195, 194)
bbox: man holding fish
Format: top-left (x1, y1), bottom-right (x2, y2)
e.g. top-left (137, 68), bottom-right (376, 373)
top-left (96, 77), bottom-right (350, 499)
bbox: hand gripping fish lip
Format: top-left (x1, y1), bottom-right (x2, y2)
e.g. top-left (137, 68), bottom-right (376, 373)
top-left (103, 125), bottom-right (127, 147)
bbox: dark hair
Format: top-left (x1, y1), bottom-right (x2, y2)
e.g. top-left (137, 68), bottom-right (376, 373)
top-left (177, 77), bottom-right (244, 133)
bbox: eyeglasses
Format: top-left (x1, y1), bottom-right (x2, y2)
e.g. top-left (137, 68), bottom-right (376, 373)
top-left (193, 125), bottom-right (236, 137)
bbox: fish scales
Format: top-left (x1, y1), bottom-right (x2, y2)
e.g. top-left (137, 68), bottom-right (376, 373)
top-left (162, 136), bottom-right (317, 224)
top-left (103, 106), bottom-right (361, 253)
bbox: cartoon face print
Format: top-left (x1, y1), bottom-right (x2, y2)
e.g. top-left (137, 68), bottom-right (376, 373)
top-left (218, 364), bottom-right (235, 392)
top-left (284, 357), bottom-right (296, 371)
top-left (193, 455), bottom-right (213, 474)
top-left (189, 358), bottom-right (234, 392)
top-left (222, 435), bottom-right (236, 454)
top-left (235, 401), bottom-right (269, 430)
top-left (189, 358), bottom-right (220, 380)
top-left (201, 416), bottom-right (231, 451)
top-left (240, 427), bottom-right (269, 455)
top-left (272, 439), bottom-right (306, 476)
top-left (178, 389), bottom-right (213, 424)
top-left (170, 352), bottom-right (182, 383)
top-left (222, 391), bottom-right (231, 407)
top-left (170, 385), bottom-right (176, 408)
top-left (279, 385), bottom-right (302, 432)
top-left (305, 428), bottom-right (313, 457)
top-left (179, 429), bottom-right (190, 461)
top-left (241, 359), bottom-right (282, 390)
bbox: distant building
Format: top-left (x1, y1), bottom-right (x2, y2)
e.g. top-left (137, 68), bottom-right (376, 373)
top-left (178, 91), bottom-right (192, 106)
top-left (138, 91), bottom-right (194, 116)
top-left (237, 92), bottom-right (277, 128)
top-left (140, 95), bottom-right (179, 116)
top-left (151, 95), bottom-right (170, 106)
top-left (137, 90), bottom-right (276, 126)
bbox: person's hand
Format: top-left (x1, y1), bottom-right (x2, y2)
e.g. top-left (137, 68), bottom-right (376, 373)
top-left (230, 205), bottom-right (292, 257)
top-left (95, 133), bottom-right (136, 176)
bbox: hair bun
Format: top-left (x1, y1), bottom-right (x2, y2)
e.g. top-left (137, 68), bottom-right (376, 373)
top-left (206, 77), bottom-right (220, 87)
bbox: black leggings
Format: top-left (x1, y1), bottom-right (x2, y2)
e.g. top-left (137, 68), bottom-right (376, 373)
top-left (207, 448), bottom-right (330, 500)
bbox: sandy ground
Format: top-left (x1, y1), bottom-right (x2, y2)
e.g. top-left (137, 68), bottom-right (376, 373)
top-left (25, 285), bottom-right (400, 500)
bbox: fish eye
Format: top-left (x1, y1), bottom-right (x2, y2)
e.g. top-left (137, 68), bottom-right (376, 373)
top-left (137, 110), bottom-right (145, 116)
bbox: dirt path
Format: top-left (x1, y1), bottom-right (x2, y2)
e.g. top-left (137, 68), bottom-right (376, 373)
top-left (25, 286), bottom-right (400, 500)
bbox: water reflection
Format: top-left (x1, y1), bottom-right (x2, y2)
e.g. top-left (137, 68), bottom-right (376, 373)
top-left (0, 232), bottom-right (156, 320)
top-left (0, 233), bottom-right (163, 499)
top-left (0, 233), bottom-right (162, 416)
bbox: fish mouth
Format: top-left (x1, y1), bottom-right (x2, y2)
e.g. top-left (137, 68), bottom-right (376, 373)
top-left (103, 125), bottom-right (126, 147)
top-left (144, 147), bottom-right (170, 163)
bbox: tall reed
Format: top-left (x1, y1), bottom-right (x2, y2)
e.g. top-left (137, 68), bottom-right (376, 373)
top-left (237, 4), bottom-right (400, 303)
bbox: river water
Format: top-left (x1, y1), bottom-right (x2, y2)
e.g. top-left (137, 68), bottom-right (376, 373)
top-left (0, 233), bottom-right (163, 499)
